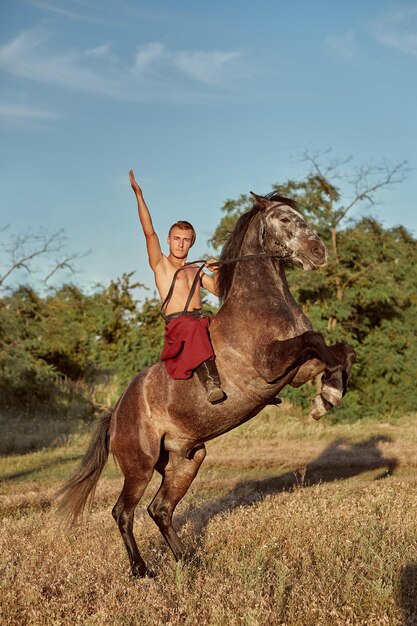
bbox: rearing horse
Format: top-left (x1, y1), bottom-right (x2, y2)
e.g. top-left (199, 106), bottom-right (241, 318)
top-left (57, 192), bottom-right (356, 577)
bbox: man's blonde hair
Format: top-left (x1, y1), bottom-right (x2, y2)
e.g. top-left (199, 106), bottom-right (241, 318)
top-left (168, 221), bottom-right (196, 246)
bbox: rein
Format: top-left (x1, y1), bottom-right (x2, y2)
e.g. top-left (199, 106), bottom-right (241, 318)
top-left (209, 248), bottom-right (292, 267)
top-left (161, 248), bottom-right (292, 319)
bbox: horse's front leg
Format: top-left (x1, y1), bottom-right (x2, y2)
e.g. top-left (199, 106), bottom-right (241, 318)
top-left (289, 342), bottom-right (356, 419)
top-left (255, 331), bottom-right (354, 418)
top-left (291, 342), bottom-right (356, 393)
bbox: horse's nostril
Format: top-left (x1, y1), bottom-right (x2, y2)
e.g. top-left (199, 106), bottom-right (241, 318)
top-left (311, 246), bottom-right (322, 258)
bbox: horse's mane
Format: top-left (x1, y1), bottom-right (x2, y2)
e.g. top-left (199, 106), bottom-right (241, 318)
top-left (217, 194), bottom-right (299, 302)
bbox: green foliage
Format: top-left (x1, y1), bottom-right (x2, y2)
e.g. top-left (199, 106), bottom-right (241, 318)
top-left (133, 296), bottom-right (165, 371)
top-left (358, 308), bottom-right (417, 416)
top-left (288, 217), bottom-right (417, 420)
top-left (0, 286), bottom-right (61, 409)
top-left (0, 274), bottom-right (166, 418)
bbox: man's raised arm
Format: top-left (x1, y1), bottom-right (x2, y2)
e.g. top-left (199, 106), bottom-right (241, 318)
top-left (129, 169), bottom-right (163, 270)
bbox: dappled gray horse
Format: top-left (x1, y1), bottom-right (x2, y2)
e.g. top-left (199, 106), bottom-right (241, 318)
top-left (57, 192), bottom-right (355, 577)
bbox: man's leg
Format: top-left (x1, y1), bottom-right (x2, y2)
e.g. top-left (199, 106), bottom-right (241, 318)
top-left (195, 359), bottom-right (225, 403)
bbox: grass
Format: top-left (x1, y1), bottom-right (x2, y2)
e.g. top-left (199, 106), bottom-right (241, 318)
top-left (1, 404), bottom-right (416, 625)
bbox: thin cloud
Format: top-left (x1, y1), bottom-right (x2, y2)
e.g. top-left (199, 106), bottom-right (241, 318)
top-left (325, 31), bottom-right (358, 60)
top-left (134, 42), bottom-right (166, 73)
top-left (84, 43), bottom-right (113, 59)
top-left (371, 5), bottom-right (417, 57)
top-left (174, 50), bottom-right (241, 86)
top-left (0, 29), bottom-right (245, 102)
top-left (0, 29), bottom-right (119, 97)
top-left (27, 0), bottom-right (208, 29)
top-left (132, 42), bottom-right (242, 87)
top-left (0, 103), bottom-right (58, 120)
top-left (28, 0), bottom-right (123, 25)
top-left (0, 98), bottom-right (60, 130)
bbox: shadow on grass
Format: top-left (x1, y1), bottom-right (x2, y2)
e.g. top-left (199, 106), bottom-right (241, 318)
top-left (398, 562), bottom-right (417, 626)
top-left (177, 435), bottom-right (398, 535)
top-left (0, 454), bottom-right (83, 482)
top-left (0, 412), bottom-right (93, 456)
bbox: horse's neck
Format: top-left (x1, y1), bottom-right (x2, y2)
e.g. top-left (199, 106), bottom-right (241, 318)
top-left (231, 227), bottom-right (288, 299)
top-left (226, 221), bottom-right (302, 317)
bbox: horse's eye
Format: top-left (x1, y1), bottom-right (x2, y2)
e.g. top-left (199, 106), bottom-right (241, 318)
top-left (280, 217), bottom-right (291, 223)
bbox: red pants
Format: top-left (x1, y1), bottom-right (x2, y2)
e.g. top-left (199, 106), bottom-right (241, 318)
top-left (161, 315), bottom-right (214, 380)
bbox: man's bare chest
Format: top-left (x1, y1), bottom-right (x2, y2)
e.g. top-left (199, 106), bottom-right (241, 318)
top-left (172, 267), bottom-right (199, 289)
top-left (155, 262), bottom-right (200, 301)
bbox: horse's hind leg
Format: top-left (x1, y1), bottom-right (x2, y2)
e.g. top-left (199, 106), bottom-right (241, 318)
top-left (148, 445), bottom-right (206, 561)
top-left (112, 469), bottom-right (154, 578)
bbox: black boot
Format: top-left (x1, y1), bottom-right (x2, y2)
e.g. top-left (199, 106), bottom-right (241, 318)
top-left (195, 360), bottom-right (225, 404)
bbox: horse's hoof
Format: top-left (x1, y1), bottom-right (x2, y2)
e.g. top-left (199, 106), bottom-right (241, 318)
top-left (310, 395), bottom-right (332, 420)
top-left (184, 553), bottom-right (203, 569)
top-left (130, 565), bottom-right (156, 579)
top-left (321, 386), bottom-right (343, 407)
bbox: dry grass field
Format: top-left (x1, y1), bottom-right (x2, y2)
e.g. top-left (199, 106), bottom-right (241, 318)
top-left (1, 405), bottom-right (416, 626)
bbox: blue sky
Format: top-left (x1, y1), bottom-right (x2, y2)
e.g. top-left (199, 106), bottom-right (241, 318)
top-left (1, 0), bottom-right (416, 296)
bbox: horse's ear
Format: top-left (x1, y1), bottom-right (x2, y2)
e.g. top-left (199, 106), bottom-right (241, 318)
top-left (250, 191), bottom-right (272, 209)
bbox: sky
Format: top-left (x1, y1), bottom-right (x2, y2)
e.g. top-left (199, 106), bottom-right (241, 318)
top-left (1, 0), bottom-right (416, 297)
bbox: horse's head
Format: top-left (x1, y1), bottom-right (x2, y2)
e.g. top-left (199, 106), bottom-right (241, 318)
top-left (251, 192), bottom-right (328, 270)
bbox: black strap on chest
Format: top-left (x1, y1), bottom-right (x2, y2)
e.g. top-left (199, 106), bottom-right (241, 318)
top-left (161, 260), bottom-right (207, 320)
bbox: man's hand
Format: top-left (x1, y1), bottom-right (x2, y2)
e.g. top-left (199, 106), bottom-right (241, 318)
top-left (201, 260), bottom-right (220, 296)
top-left (129, 169), bottom-right (142, 196)
top-left (205, 258), bottom-right (219, 273)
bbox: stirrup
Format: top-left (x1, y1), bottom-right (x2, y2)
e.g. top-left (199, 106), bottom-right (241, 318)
top-left (267, 396), bottom-right (282, 406)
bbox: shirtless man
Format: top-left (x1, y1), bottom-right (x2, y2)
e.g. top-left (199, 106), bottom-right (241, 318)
top-left (129, 169), bottom-right (225, 403)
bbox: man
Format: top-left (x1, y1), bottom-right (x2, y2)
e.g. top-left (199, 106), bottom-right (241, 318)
top-left (129, 169), bottom-right (225, 403)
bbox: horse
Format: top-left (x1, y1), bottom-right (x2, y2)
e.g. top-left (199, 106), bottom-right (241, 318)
top-left (57, 192), bottom-right (356, 577)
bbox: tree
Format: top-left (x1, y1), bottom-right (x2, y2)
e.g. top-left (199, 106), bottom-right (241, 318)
top-left (0, 273), bottom-right (148, 414)
top-left (210, 154), bottom-right (415, 420)
top-left (0, 284), bottom-right (79, 413)
top-left (91, 274), bottom-right (163, 388)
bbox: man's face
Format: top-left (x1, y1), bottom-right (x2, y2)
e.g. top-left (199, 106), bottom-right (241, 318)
top-left (167, 227), bottom-right (194, 260)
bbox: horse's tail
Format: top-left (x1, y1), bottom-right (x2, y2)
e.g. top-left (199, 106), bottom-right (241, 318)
top-left (56, 410), bottom-right (112, 527)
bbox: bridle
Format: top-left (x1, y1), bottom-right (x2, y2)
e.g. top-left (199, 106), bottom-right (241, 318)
top-left (210, 208), bottom-right (295, 267)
